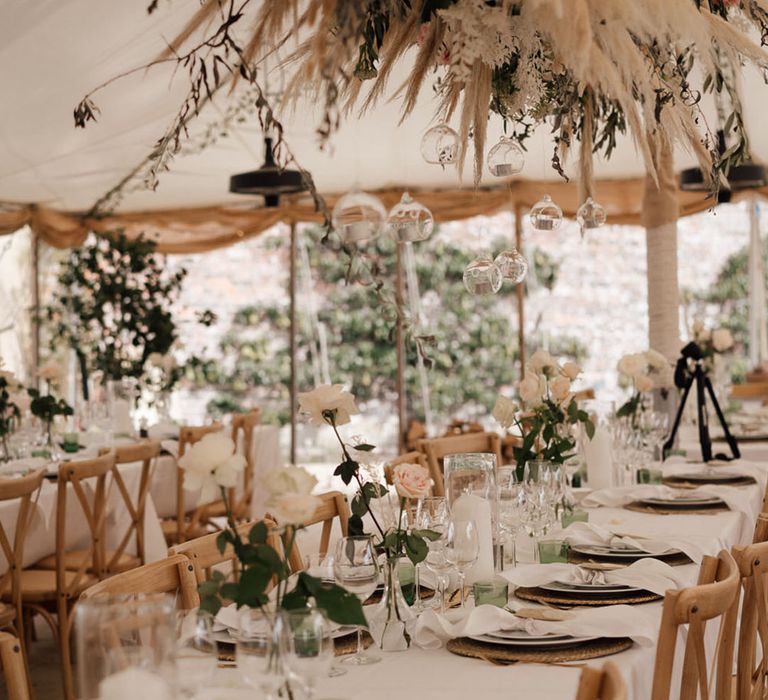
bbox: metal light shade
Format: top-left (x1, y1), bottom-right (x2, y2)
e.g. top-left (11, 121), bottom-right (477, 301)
top-left (229, 137), bottom-right (307, 207)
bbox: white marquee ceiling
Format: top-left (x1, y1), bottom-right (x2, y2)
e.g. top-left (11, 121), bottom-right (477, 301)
top-left (3, 0), bottom-right (768, 214)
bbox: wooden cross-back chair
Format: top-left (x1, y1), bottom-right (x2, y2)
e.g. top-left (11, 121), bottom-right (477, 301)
top-left (169, 518), bottom-right (289, 596)
top-left (0, 632), bottom-right (30, 700)
top-left (575, 662), bottom-right (627, 700)
top-left (163, 423), bottom-right (222, 545)
top-left (94, 440), bottom-right (161, 573)
top-left (0, 469), bottom-right (45, 684)
top-left (228, 408), bottom-right (262, 520)
top-left (651, 550), bottom-right (740, 700)
top-left (417, 432), bottom-right (503, 496)
top-left (22, 452), bottom-right (115, 700)
top-left (79, 554), bottom-right (198, 611)
top-left (732, 515), bottom-right (768, 700)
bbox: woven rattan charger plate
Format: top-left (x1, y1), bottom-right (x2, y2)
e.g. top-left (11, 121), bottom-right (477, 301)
top-left (568, 549), bottom-right (691, 568)
top-left (216, 631), bottom-right (372, 663)
top-left (623, 500), bottom-right (729, 515)
top-left (662, 476), bottom-right (755, 488)
top-left (446, 635), bottom-right (633, 664)
top-left (514, 585), bottom-right (661, 607)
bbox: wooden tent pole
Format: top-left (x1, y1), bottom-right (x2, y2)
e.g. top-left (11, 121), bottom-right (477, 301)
top-left (514, 204), bottom-right (525, 379)
top-left (395, 242), bottom-right (407, 453)
top-left (30, 230), bottom-right (40, 387)
top-left (289, 223), bottom-right (297, 464)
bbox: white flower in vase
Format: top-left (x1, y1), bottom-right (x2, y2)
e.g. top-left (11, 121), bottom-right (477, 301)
top-left (712, 328), bottom-right (734, 352)
top-left (37, 360), bottom-right (65, 389)
top-left (391, 463), bottom-right (431, 500)
top-left (518, 372), bottom-right (544, 405)
top-left (559, 361), bottom-right (581, 381)
top-left (634, 373), bottom-right (654, 393)
top-left (528, 349), bottom-right (556, 375)
top-left (298, 384), bottom-right (359, 426)
top-left (492, 395), bottom-right (518, 429)
top-left (262, 464), bottom-right (320, 525)
top-left (178, 432), bottom-right (246, 502)
top-left (549, 375), bottom-right (572, 403)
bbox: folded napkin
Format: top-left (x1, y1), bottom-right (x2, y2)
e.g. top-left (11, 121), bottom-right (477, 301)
top-left (413, 603), bottom-right (656, 649)
top-left (148, 420), bottom-right (179, 440)
top-left (663, 457), bottom-right (768, 492)
top-left (581, 484), bottom-right (752, 516)
top-left (561, 521), bottom-right (707, 564)
top-left (0, 457), bottom-right (48, 475)
top-left (501, 557), bottom-right (689, 596)
top-left (160, 440), bottom-right (179, 458)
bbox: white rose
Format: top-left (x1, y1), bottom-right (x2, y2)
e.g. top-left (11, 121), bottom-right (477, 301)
top-left (492, 396), bottom-right (518, 429)
top-left (645, 349), bottom-right (669, 370)
top-left (38, 360), bottom-right (64, 387)
top-left (692, 319), bottom-right (705, 336)
top-left (178, 432), bottom-right (245, 502)
top-left (298, 384), bottom-right (359, 426)
top-left (269, 494), bottom-right (321, 525)
top-left (617, 353), bottom-right (646, 379)
top-left (559, 362), bottom-right (581, 381)
top-left (634, 374), bottom-right (654, 393)
top-left (262, 464), bottom-right (318, 497)
top-left (712, 328), bottom-right (734, 352)
top-left (519, 373), bottom-right (544, 405)
top-left (147, 352), bottom-right (164, 367)
top-left (392, 463), bottom-right (431, 500)
top-left (549, 375), bottom-right (572, 403)
top-left (528, 349), bottom-right (555, 374)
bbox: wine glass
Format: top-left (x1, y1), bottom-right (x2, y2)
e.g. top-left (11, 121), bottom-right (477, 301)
top-left (303, 555), bottom-right (346, 678)
top-left (174, 612), bottom-right (218, 697)
top-left (413, 496), bottom-right (448, 611)
top-left (444, 519), bottom-right (479, 608)
top-left (235, 608), bottom-right (285, 699)
top-left (333, 536), bottom-right (380, 666)
top-left (424, 539), bottom-right (452, 613)
top-left (497, 467), bottom-right (521, 567)
top-left (279, 608), bottom-right (334, 700)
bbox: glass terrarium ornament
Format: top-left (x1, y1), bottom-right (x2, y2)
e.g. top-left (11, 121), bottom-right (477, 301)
top-left (463, 255), bottom-right (502, 296)
top-left (576, 196), bottom-right (607, 237)
top-left (494, 248), bottom-right (528, 284)
top-left (332, 188), bottom-right (386, 243)
top-left (420, 124), bottom-right (459, 166)
top-left (487, 137), bottom-right (525, 177)
top-left (385, 191), bottom-right (435, 242)
top-left (529, 194), bottom-right (563, 231)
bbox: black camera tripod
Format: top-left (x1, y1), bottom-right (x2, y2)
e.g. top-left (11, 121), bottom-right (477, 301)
top-left (662, 342), bottom-right (740, 462)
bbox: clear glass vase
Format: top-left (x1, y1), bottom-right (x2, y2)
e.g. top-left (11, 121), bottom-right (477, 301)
top-left (369, 557), bottom-right (416, 652)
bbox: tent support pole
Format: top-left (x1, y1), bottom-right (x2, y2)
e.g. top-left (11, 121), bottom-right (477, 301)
top-left (396, 242), bottom-right (407, 453)
top-left (30, 230), bottom-right (40, 387)
top-left (514, 204), bottom-right (525, 379)
top-left (289, 223), bottom-right (297, 464)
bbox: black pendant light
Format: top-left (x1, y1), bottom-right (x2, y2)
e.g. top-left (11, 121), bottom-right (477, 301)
top-left (679, 130), bottom-right (766, 203)
top-left (229, 137), bottom-right (307, 207)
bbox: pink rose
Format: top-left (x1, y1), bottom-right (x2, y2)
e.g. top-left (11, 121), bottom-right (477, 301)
top-left (392, 463), bottom-right (431, 500)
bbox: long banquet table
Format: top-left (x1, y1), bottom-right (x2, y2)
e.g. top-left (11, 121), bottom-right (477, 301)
top-left (205, 454), bottom-right (768, 700)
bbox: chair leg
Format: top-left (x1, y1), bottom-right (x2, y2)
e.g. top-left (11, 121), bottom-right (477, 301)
top-left (57, 599), bottom-right (75, 700)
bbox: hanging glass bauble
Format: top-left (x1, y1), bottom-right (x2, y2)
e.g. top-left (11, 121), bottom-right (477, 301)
top-left (420, 124), bottom-right (459, 166)
top-left (576, 196), bottom-right (607, 237)
top-left (487, 137), bottom-right (525, 177)
top-left (463, 255), bottom-right (502, 295)
top-left (494, 248), bottom-right (528, 284)
top-left (529, 194), bottom-right (563, 231)
top-left (331, 188), bottom-right (386, 243)
top-left (385, 191), bottom-right (435, 242)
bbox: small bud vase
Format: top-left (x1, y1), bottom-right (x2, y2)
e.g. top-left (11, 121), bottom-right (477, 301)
top-left (369, 557), bottom-right (416, 652)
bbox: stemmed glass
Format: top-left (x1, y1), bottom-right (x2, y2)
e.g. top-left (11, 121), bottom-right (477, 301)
top-left (413, 496), bottom-right (448, 611)
top-left (333, 536), bottom-right (380, 666)
top-left (425, 540), bottom-right (452, 613)
top-left (174, 612), bottom-right (218, 697)
top-left (497, 467), bottom-right (522, 567)
top-left (444, 519), bottom-right (479, 608)
top-left (279, 608), bottom-right (335, 700)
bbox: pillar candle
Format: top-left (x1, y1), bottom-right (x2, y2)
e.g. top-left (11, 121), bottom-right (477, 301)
top-left (450, 493), bottom-right (494, 584)
top-left (99, 668), bottom-right (171, 700)
top-left (584, 425), bottom-right (613, 490)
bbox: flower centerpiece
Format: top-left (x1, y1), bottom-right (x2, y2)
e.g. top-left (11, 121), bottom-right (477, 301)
top-left (493, 350), bottom-right (594, 478)
top-left (184, 432), bottom-right (366, 692)
top-left (615, 349), bottom-right (673, 427)
top-left (28, 360), bottom-right (73, 456)
top-left (691, 319), bottom-right (734, 370)
top-left (0, 361), bottom-right (21, 462)
top-left (298, 384), bottom-right (438, 652)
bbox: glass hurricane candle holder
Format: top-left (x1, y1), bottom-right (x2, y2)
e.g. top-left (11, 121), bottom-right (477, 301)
top-left (420, 124), bottom-right (459, 165)
top-left (332, 188), bottom-right (386, 244)
top-left (385, 191), bottom-right (434, 242)
top-left (494, 248), bottom-right (528, 284)
top-left (487, 137), bottom-right (525, 177)
top-left (530, 194), bottom-right (563, 231)
top-left (463, 255), bottom-right (502, 295)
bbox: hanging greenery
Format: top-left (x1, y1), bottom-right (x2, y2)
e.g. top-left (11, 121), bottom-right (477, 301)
top-left (45, 231), bottom-right (188, 393)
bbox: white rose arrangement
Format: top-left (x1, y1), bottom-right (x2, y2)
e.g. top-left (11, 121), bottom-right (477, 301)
top-left (0, 359), bottom-right (21, 462)
top-left (692, 319), bottom-right (734, 359)
top-left (298, 384), bottom-right (439, 566)
top-left (180, 426), bottom-right (365, 630)
top-left (493, 352), bottom-right (594, 476)
top-left (616, 349), bottom-right (673, 426)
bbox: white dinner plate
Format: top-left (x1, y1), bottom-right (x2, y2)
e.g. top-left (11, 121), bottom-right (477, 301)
top-left (484, 629), bottom-right (573, 642)
top-left (539, 581), bottom-right (642, 596)
top-left (570, 543), bottom-right (679, 559)
top-left (669, 471), bottom-right (750, 483)
top-left (640, 495), bottom-right (724, 507)
top-left (469, 632), bottom-right (599, 648)
top-left (215, 622), bottom-right (356, 645)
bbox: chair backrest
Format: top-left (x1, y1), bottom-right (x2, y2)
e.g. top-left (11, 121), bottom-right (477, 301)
top-left (175, 423), bottom-right (222, 542)
top-left (229, 409), bottom-right (262, 518)
top-left (169, 518), bottom-right (285, 592)
top-left (0, 470), bottom-right (45, 633)
top-left (731, 535), bottom-right (768, 700)
top-left (753, 513), bottom-right (768, 543)
top-left (651, 550), bottom-right (740, 700)
top-left (417, 432), bottom-right (503, 496)
top-left (57, 452), bottom-right (115, 590)
top-left (99, 440), bottom-right (161, 568)
top-left (731, 382), bottom-right (768, 401)
top-left (79, 554), bottom-right (198, 611)
top-left (575, 662), bottom-right (627, 700)
top-left (0, 632), bottom-right (30, 700)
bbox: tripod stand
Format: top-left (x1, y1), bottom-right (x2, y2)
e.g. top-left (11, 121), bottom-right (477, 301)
top-left (663, 343), bottom-right (739, 462)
